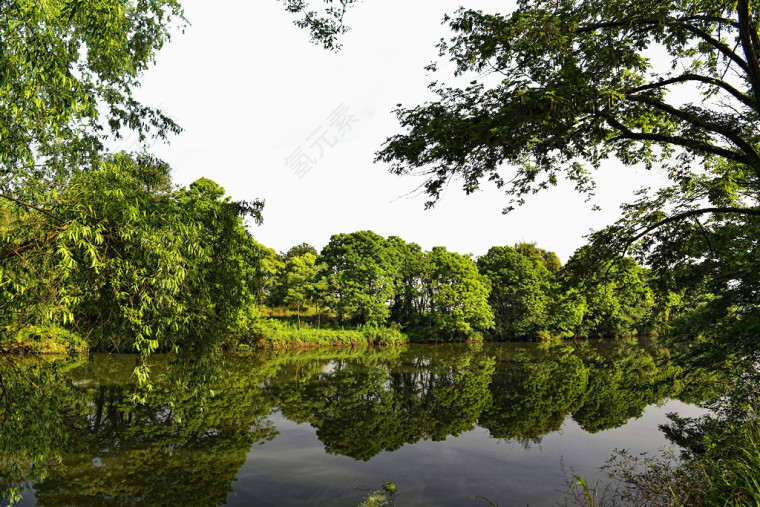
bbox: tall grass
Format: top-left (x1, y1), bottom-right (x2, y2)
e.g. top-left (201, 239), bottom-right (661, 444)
top-left (239, 318), bottom-right (408, 349)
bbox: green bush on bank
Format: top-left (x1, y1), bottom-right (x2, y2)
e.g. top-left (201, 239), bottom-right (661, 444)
top-left (238, 318), bottom-right (408, 349)
top-left (2, 325), bottom-right (88, 354)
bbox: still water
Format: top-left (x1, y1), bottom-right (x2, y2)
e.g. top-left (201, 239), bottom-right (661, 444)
top-left (9, 340), bottom-right (719, 506)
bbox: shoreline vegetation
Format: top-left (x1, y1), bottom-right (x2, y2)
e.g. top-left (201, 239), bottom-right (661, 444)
top-left (2, 228), bottom-right (670, 356)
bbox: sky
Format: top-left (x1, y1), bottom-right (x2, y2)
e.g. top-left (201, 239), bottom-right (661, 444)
top-left (128, 0), bottom-right (670, 262)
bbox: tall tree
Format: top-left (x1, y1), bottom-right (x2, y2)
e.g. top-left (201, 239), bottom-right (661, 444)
top-left (559, 246), bottom-right (655, 338)
top-left (281, 252), bottom-right (322, 328)
top-left (386, 236), bottom-right (426, 327)
top-left (477, 246), bottom-right (552, 340)
top-left (421, 247), bottom-right (494, 339)
top-left (320, 231), bottom-right (400, 325)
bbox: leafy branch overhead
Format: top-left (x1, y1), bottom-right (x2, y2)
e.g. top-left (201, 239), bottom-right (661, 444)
top-left (0, 0), bottom-right (186, 193)
top-left (375, 0), bottom-right (760, 216)
top-left (279, 0), bottom-right (363, 50)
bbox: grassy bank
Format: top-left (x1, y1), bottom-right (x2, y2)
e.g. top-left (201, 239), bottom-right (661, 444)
top-left (240, 319), bottom-right (408, 349)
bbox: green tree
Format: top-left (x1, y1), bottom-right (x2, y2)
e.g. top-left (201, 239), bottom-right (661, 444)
top-left (421, 247), bottom-right (494, 339)
top-left (282, 252), bottom-right (323, 328)
top-left (283, 242), bottom-right (318, 259)
top-left (1, 155), bottom-right (264, 387)
top-left (386, 236), bottom-right (426, 327)
top-left (320, 231), bottom-right (400, 325)
top-left (1, 0), bottom-right (183, 193)
top-left (250, 240), bottom-right (282, 309)
top-left (559, 246), bottom-right (655, 338)
top-left (477, 246), bottom-right (552, 340)
top-left (514, 242), bottom-right (562, 274)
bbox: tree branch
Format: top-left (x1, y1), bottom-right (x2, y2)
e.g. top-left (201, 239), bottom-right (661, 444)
top-left (631, 207), bottom-right (760, 243)
top-left (737, 0), bottom-right (760, 109)
top-left (624, 94), bottom-right (760, 164)
top-left (0, 229), bottom-right (63, 261)
top-left (0, 194), bottom-right (63, 223)
top-left (602, 114), bottom-right (750, 163)
top-left (626, 73), bottom-right (755, 109)
top-left (680, 22), bottom-right (750, 74)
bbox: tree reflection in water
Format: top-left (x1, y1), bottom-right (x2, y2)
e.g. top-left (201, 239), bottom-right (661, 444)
top-left (0, 340), bottom-right (728, 505)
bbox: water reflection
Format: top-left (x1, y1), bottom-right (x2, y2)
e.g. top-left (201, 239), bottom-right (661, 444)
top-left (1, 339), bottom-right (727, 505)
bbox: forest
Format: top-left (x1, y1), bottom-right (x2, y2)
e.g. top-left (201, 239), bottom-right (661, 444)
top-left (1, 0), bottom-right (760, 505)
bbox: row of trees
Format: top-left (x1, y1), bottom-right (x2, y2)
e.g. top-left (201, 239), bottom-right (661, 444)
top-left (258, 230), bottom-right (664, 341)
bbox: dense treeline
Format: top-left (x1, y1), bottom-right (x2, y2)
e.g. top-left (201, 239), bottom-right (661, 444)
top-left (3, 179), bottom-right (671, 355)
top-left (2, 174), bottom-right (683, 357)
top-left (257, 231), bottom-right (668, 343)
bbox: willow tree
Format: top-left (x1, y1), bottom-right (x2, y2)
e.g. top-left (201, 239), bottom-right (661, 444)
top-left (0, 2), bottom-right (271, 375)
top-left (1, 0), bottom-right (186, 337)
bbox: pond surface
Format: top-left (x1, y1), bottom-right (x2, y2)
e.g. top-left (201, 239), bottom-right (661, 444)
top-left (7, 340), bottom-right (721, 506)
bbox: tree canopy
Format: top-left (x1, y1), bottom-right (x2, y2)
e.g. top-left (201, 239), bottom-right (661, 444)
top-left (0, 0), bottom-right (184, 193)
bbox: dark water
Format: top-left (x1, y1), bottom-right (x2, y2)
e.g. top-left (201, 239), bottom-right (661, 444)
top-left (5, 340), bottom-right (722, 506)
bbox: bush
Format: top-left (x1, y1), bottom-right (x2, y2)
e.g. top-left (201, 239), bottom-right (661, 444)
top-left (3, 325), bottom-right (88, 354)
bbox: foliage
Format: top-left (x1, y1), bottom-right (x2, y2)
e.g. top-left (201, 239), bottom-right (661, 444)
top-left (280, 252), bottom-right (324, 328)
top-left (279, 0), bottom-right (362, 50)
top-left (283, 242), bottom-right (318, 259)
top-left (374, 0), bottom-right (760, 218)
top-left (558, 247), bottom-right (655, 338)
top-left (1, 154), bottom-right (264, 386)
top-left (4, 326), bottom-right (87, 354)
top-left (477, 245), bottom-right (552, 340)
top-left (420, 247), bottom-right (494, 339)
top-left (514, 242), bottom-right (562, 274)
top-left (0, 0), bottom-right (184, 193)
top-left (320, 231), bottom-right (400, 326)
top-left (386, 236), bottom-right (426, 327)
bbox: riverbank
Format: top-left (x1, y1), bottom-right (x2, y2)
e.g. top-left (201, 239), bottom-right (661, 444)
top-left (3, 319), bottom-right (654, 355)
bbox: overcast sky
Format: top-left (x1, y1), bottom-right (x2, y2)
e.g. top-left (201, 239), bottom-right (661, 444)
top-left (129, 0), bottom-right (669, 262)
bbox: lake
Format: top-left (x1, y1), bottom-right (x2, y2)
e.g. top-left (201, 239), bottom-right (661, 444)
top-left (7, 339), bottom-right (720, 506)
